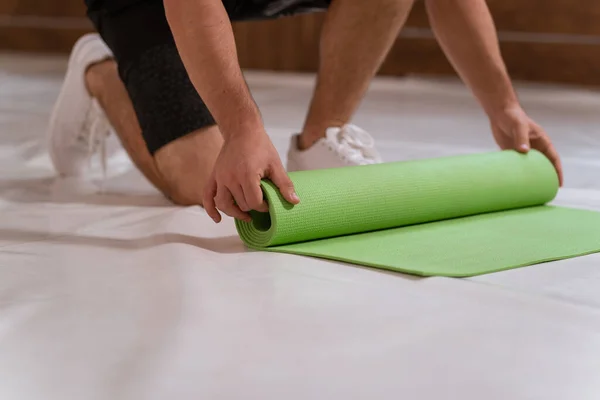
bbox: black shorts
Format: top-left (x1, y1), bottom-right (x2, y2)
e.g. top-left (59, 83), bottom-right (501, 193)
top-left (86, 0), bottom-right (330, 155)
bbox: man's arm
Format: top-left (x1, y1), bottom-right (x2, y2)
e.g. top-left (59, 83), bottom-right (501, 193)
top-left (425, 0), bottom-right (517, 117)
top-left (164, 0), bottom-right (260, 138)
top-left (164, 0), bottom-right (299, 222)
top-left (425, 0), bottom-right (563, 183)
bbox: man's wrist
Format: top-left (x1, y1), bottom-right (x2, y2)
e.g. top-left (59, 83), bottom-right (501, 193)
top-left (474, 72), bottom-right (521, 119)
top-left (484, 98), bottom-right (522, 122)
top-left (479, 90), bottom-right (520, 119)
top-left (207, 84), bottom-right (264, 140)
top-left (220, 109), bottom-right (264, 141)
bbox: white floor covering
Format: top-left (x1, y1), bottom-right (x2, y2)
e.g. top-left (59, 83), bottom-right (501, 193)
top-left (1, 53), bottom-right (600, 399)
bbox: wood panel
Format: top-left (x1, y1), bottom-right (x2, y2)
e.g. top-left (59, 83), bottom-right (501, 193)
top-left (0, 0), bottom-right (90, 52)
top-left (382, 39), bottom-right (600, 86)
top-left (0, 0), bottom-right (86, 17)
top-left (406, 0), bottom-right (600, 36)
top-left (0, 26), bottom-right (91, 53)
top-left (233, 12), bottom-right (600, 86)
top-left (3, 0), bottom-right (600, 35)
top-left (3, 0), bottom-right (600, 86)
top-left (233, 14), bottom-right (324, 72)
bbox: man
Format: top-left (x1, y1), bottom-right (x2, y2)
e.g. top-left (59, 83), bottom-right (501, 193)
top-left (47, 0), bottom-right (562, 224)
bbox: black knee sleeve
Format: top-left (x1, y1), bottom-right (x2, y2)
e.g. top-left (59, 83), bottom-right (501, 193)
top-left (122, 44), bottom-right (216, 155)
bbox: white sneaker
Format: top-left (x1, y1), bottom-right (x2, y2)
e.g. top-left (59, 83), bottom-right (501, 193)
top-left (286, 124), bottom-right (383, 172)
top-left (47, 33), bottom-right (113, 177)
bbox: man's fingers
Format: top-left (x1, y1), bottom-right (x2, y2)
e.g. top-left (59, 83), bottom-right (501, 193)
top-left (268, 163), bottom-right (299, 205)
top-left (242, 176), bottom-right (269, 212)
top-left (549, 149), bottom-right (564, 187)
top-left (202, 176), bottom-right (221, 223)
top-left (513, 122), bottom-right (531, 153)
top-left (531, 133), bottom-right (564, 186)
top-left (215, 186), bottom-right (251, 222)
top-left (229, 184), bottom-right (250, 212)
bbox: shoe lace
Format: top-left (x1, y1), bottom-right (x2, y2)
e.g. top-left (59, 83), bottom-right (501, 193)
top-left (78, 99), bottom-right (110, 188)
top-left (327, 124), bottom-right (380, 164)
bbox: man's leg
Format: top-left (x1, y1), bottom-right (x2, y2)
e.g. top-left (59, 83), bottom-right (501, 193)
top-left (84, 58), bottom-right (223, 205)
top-left (299, 0), bottom-right (415, 149)
top-left (81, 0), bottom-right (223, 205)
top-left (84, 59), bottom-right (167, 195)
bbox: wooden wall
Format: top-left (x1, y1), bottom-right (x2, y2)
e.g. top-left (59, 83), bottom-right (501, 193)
top-left (233, 0), bottom-right (600, 86)
top-left (2, 0), bottom-right (600, 85)
top-left (0, 0), bottom-right (91, 52)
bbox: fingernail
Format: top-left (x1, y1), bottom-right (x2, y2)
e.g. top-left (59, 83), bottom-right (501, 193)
top-left (520, 144), bottom-right (530, 151)
top-left (291, 192), bottom-right (300, 202)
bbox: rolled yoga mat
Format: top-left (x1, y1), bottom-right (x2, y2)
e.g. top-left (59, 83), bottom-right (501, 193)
top-left (235, 150), bottom-right (600, 277)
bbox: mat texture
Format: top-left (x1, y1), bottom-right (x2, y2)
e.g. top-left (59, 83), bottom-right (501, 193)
top-left (235, 150), bottom-right (600, 277)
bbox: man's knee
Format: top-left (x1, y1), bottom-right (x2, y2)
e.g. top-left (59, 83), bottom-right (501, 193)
top-left (153, 127), bottom-right (223, 206)
top-left (159, 161), bottom-right (212, 207)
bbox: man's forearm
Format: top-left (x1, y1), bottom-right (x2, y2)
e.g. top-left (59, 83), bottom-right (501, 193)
top-left (164, 0), bottom-right (262, 139)
top-left (426, 0), bottom-right (519, 117)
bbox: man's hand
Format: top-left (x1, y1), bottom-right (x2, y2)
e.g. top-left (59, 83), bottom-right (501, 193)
top-left (203, 129), bottom-right (300, 223)
top-left (425, 0), bottom-right (563, 185)
top-left (165, 0), bottom-right (300, 222)
top-left (489, 106), bottom-right (563, 186)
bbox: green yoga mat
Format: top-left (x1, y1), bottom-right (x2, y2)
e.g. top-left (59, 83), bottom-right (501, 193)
top-left (235, 150), bottom-right (600, 277)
